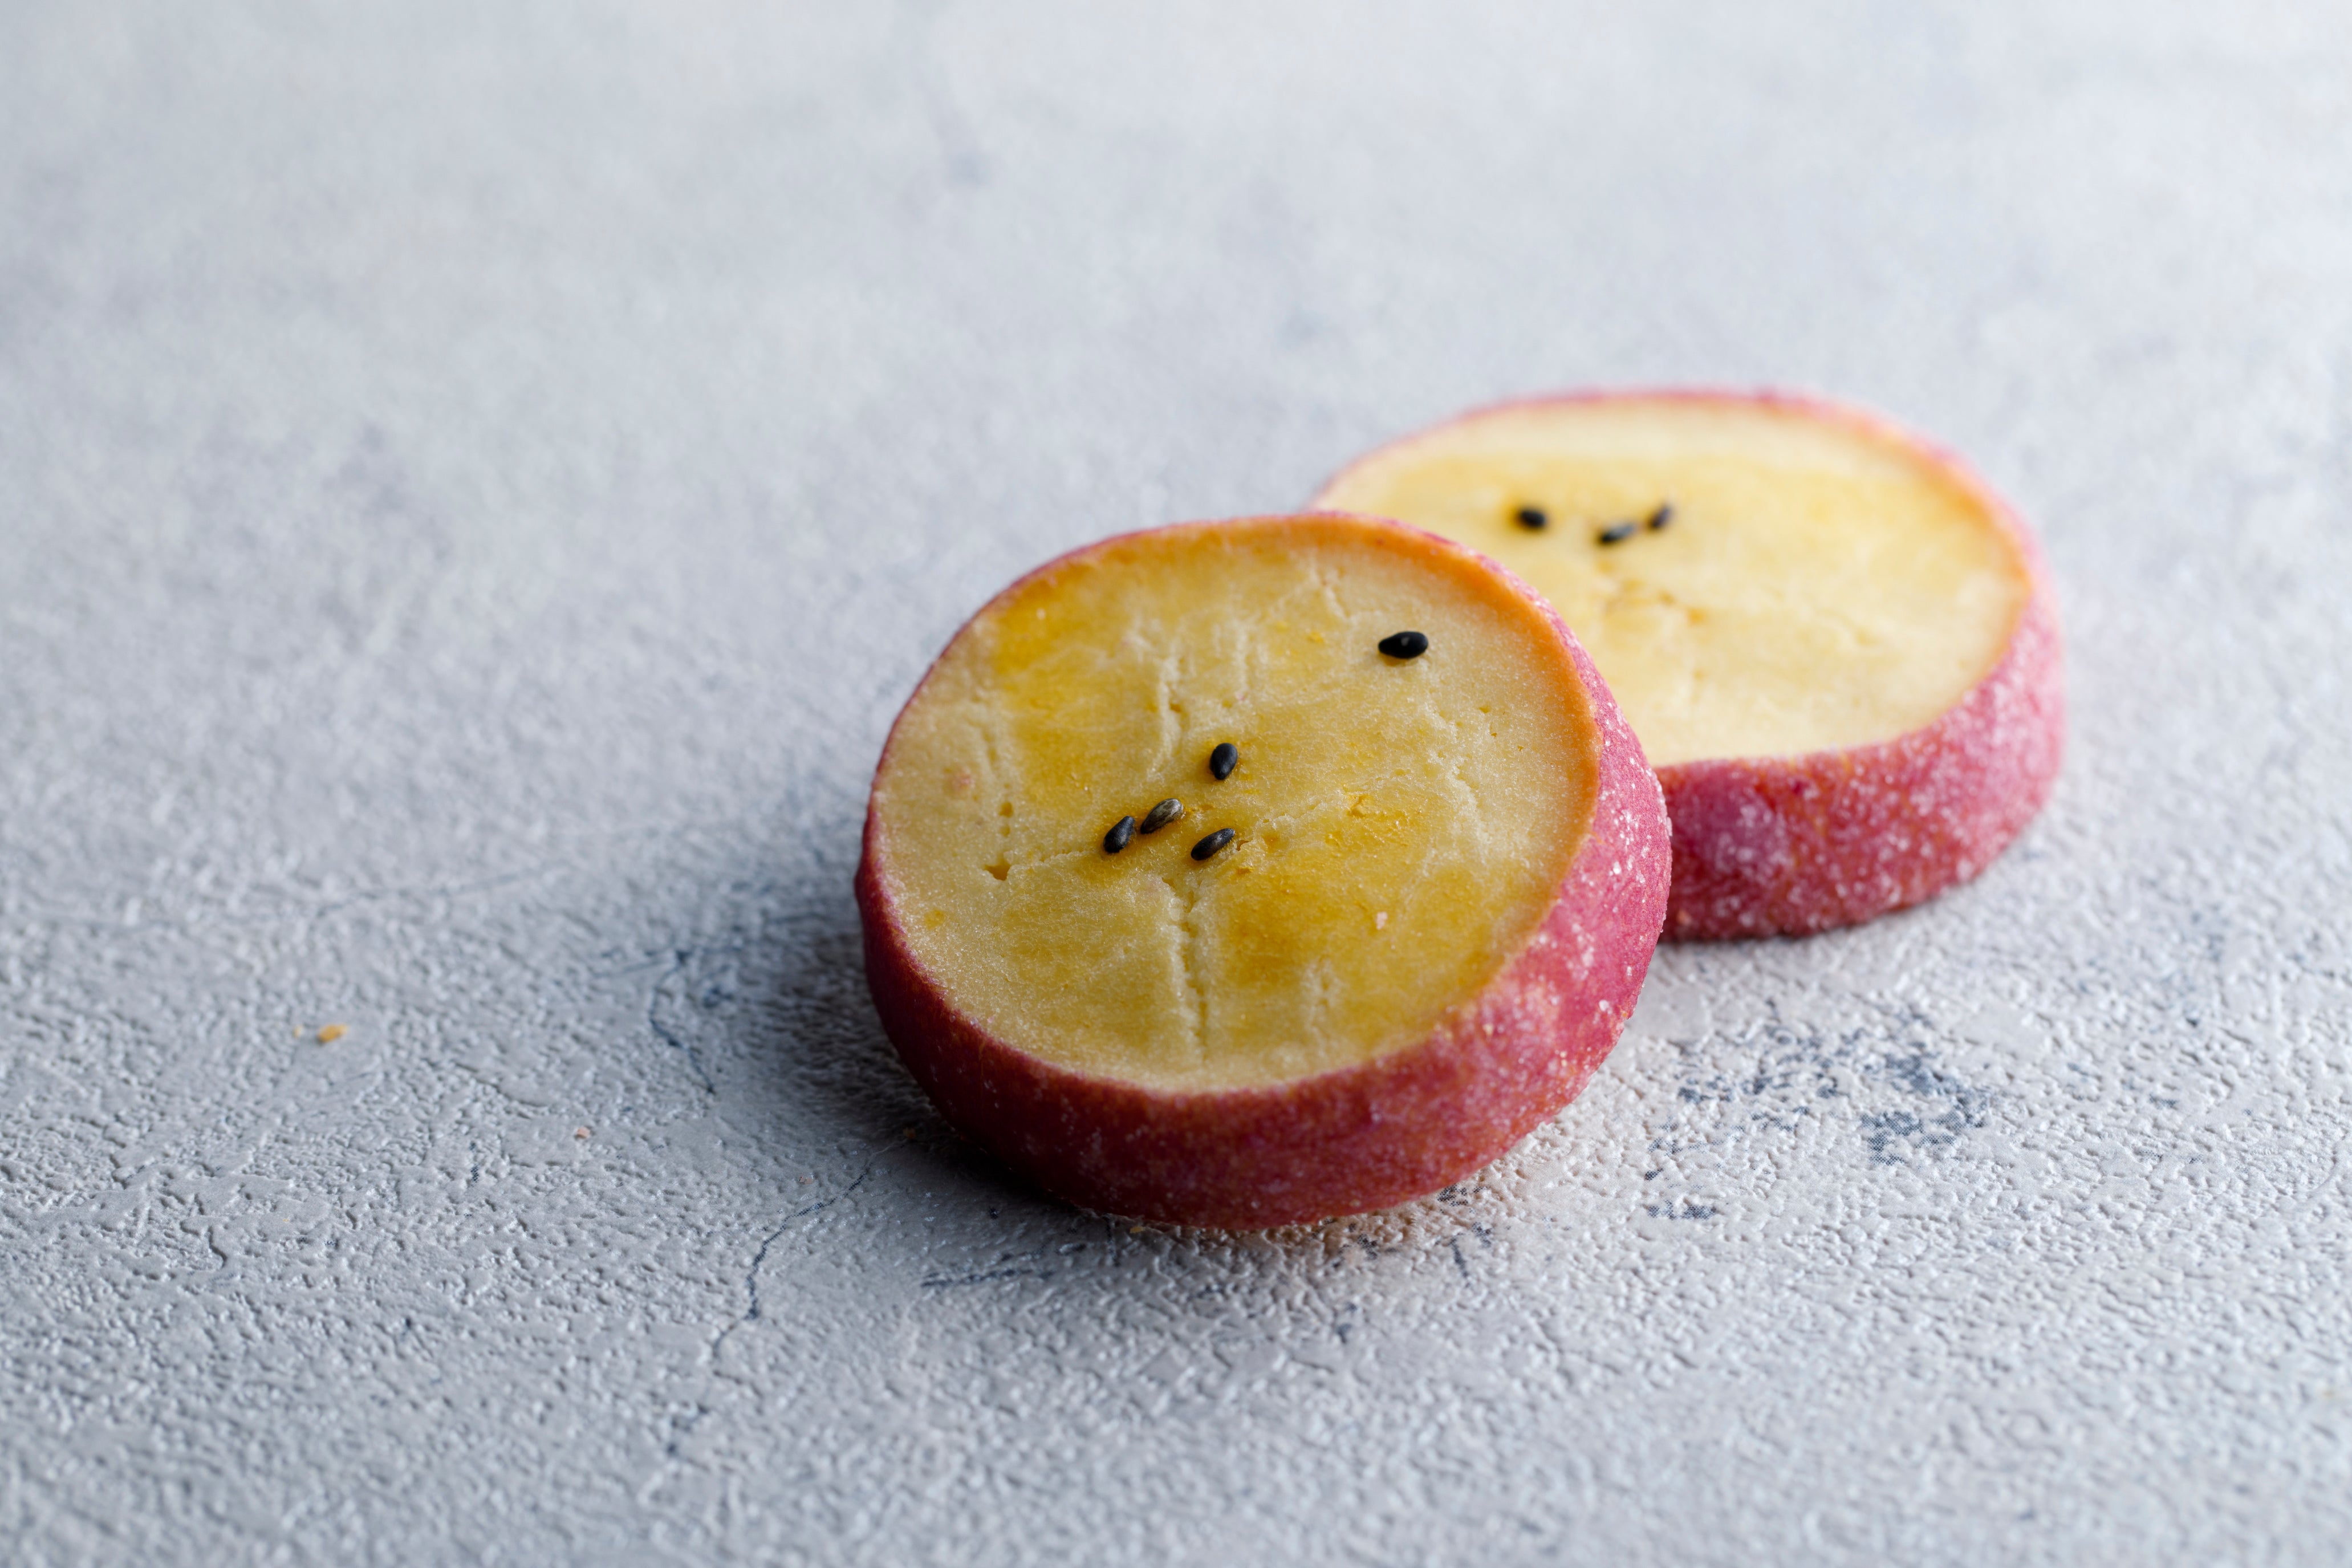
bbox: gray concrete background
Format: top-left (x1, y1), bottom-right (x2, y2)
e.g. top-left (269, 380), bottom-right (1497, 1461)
top-left (4, 3), bottom-right (2349, 1563)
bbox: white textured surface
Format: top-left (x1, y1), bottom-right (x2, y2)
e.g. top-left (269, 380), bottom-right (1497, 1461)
top-left (5, 3), bottom-right (2349, 1563)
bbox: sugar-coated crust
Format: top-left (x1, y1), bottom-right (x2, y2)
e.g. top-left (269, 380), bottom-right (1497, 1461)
top-left (1313, 388), bottom-right (2067, 940)
top-left (855, 515), bottom-right (1671, 1229)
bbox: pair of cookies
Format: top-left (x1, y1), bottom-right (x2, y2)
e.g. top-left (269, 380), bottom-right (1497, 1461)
top-left (855, 393), bottom-right (2064, 1228)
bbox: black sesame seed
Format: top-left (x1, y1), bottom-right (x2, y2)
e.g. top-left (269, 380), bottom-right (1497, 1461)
top-left (1597, 522), bottom-right (1637, 545)
top-left (1514, 505), bottom-right (1549, 531)
top-left (1378, 630), bottom-right (1429, 659)
top-left (1140, 798), bottom-right (1184, 835)
top-left (1103, 815), bottom-right (1136, 854)
top-left (1209, 742), bottom-right (1239, 780)
top-left (1646, 502), bottom-right (1674, 531)
top-left (1191, 828), bottom-right (1236, 861)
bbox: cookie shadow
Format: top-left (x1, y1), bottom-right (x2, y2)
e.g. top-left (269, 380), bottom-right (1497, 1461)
top-left (708, 875), bottom-right (1057, 1210)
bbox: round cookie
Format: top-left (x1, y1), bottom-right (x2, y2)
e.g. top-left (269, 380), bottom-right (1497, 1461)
top-left (1315, 393), bottom-right (2064, 939)
top-left (856, 514), bottom-right (1670, 1227)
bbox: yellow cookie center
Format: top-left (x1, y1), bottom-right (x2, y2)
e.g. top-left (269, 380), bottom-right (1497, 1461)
top-left (1316, 399), bottom-right (2031, 767)
top-left (869, 518), bottom-right (1595, 1092)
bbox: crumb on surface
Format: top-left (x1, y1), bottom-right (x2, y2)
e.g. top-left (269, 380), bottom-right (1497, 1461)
top-left (315, 1023), bottom-right (346, 1043)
